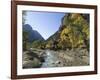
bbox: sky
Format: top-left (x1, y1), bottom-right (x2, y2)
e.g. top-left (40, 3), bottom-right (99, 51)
top-left (24, 11), bottom-right (65, 40)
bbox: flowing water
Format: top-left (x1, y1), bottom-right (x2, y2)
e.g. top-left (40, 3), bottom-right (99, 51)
top-left (41, 50), bottom-right (59, 68)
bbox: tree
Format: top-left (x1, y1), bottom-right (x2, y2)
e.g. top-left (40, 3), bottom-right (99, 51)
top-left (23, 31), bottom-right (29, 51)
top-left (60, 13), bottom-right (89, 50)
top-left (31, 40), bottom-right (44, 49)
top-left (22, 11), bottom-right (28, 51)
top-left (60, 26), bottom-right (71, 49)
top-left (22, 11), bottom-right (27, 25)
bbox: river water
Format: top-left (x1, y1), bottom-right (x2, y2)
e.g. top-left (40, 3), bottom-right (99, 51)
top-left (41, 50), bottom-right (59, 68)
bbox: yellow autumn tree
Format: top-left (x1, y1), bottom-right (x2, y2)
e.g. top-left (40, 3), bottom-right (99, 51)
top-left (60, 13), bottom-right (89, 49)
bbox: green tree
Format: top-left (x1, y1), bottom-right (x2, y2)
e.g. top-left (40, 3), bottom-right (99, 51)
top-left (32, 40), bottom-right (44, 49)
top-left (23, 31), bottom-right (29, 51)
top-left (22, 11), bottom-right (27, 25)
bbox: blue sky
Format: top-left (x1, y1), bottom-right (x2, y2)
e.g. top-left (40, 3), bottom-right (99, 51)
top-left (24, 11), bottom-right (65, 40)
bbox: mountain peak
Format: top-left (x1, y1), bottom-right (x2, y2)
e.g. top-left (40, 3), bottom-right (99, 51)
top-left (23, 24), bottom-right (44, 42)
top-left (23, 24), bottom-right (32, 31)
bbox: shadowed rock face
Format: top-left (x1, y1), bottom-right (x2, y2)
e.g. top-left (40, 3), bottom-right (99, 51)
top-left (22, 50), bottom-right (44, 68)
top-left (22, 49), bottom-right (47, 68)
top-left (23, 24), bottom-right (44, 42)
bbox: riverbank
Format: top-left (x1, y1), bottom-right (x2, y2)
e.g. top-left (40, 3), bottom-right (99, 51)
top-left (22, 48), bottom-right (89, 68)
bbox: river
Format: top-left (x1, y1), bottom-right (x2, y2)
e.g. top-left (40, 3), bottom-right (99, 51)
top-left (41, 50), bottom-right (61, 68)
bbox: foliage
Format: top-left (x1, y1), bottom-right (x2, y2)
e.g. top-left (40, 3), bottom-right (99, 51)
top-left (60, 13), bottom-right (89, 49)
top-left (22, 11), bottom-right (27, 25)
top-left (31, 40), bottom-right (46, 49)
top-left (45, 41), bottom-right (52, 49)
top-left (23, 31), bottom-right (29, 51)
